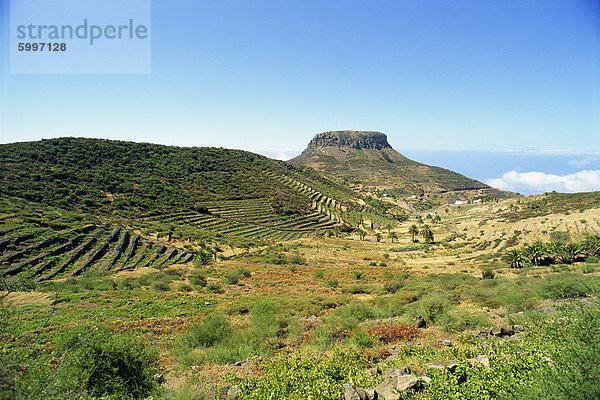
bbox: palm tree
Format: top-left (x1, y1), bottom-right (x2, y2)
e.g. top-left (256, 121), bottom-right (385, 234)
top-left (503, 249), bottom-right (525, 269)
top-left (386, 223), bottom-right (394, 233)
top-left (522, 242), bottom-right (547, 266)
top-left (421, 224), bottom-right (434, 243)
top-left (408, 225), bottom-right (419, 242)
top-left (389, 232), bottom-right (398, 243)
top-left (358, 229), bottom-right (367, 241)
top-left (424, 229), bottom-right (434, 243)
top-left (544, 241), bottom-right (563, 264)
top-left (375, 232), bottom-right (383, 242)
top-left (584, 235), bottom-right (600, 257)
top-left (557, 243), bottom-right (584, 264)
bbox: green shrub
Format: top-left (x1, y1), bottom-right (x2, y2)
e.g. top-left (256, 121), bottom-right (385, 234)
top-left (177, 283), bottom-right (193, 292)
top-left (326, 279), bottom-right (339, 289)
top-left (206, 283), bottom-right (224, 293)
top-left (384, 279), bottom-right (404, 294)
top-left (344, 285), bottom-right (373, 295)
top-left (352, 271), bottom-right (363, 280)
top-left (582, 264), bottom-right (597, 274)
top-left (189, 273), bottom-right (207, 287)
top-left (223, 272), bottom-right (241, 285)
top-left (328, 302), bottom-right (378, 330)
top-left (179, 313), bottom-right (233, 349)
top-left (152, 281), bottom-right (170, 291)
top-left (314, 270), bottom-right (325, 279)
top-left (351, 329), bottom-right (375, 348)
top-left (585, 256), bottom-right (599, 264)
top-left (406, 292), bottom-right (455, 325)
top-left (541, 275), bottom-right (590, 299)
top-left (482, 268), bottom-right (496, 279)
top-left (439, 310), bottom-right (491, 332)
top-left (506, 299), bottom-right (600, 400)
top-left (236, 268), bottom-right (252, 278)
top-left (235, 348), bottom-right (370, 399)
top-left (53, 324), bottom-right (160, 399)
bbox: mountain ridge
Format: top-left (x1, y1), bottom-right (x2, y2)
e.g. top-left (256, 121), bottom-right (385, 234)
top-left (291, 131), bottom-right (504, 197)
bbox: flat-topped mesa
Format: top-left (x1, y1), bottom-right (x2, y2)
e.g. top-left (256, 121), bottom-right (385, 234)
top-left (303, 131), bottom-right (392, 153)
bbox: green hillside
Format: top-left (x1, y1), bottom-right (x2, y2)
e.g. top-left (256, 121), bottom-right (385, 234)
top-left (0, 137), bottom-right (355, 215)
top-left (0, 138), bottom-right (402, 251)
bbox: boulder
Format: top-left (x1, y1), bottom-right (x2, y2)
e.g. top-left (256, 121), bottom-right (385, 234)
top-left (343, 383), bottom-right (379, 400)
top-left (375, 375), bottom-right (420, 400)
top-left (363, 388), bottom-right (378, 400)
top-left (383, 366), bottom-right (411, 379)
top-left (468, 355), bottom-right (490, 369)
top-left (414, 315), bottom-right (426, 328)
top-left (343, 383), bottom-right (362, 400)
top-left (226, 385), bottom-right (241, 400)
top-left (490, 326), bottom-right (502, 337)
top-left (426, 360), bottom-right (459, 373)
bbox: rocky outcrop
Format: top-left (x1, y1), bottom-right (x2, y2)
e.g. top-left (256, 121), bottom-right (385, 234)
top-left (301, 131), bottom-right (392, 154)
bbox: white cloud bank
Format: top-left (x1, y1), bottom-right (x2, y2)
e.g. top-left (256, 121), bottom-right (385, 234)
top-left (486, 170), bottom-right (600, 195)
top-left (276, 152), bottom-right (290, 161)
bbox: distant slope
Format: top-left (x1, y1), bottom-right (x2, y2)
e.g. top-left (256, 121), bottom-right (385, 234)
top-left (291, 131), bottom-right (495, 195)
top-left (0, 137), bottom-right (356, 216)
top-left (0, 138), bottom-right (383, 246)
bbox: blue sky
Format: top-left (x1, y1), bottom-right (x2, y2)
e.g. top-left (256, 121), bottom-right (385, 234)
top-left (1, 0), bottom-right (599, 194)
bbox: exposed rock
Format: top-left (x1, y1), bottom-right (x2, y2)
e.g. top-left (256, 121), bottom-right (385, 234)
top-left (426, 360), bottom-right (459, 373)
top-left (343, 383), bottom-right (378, 400)
top-left (232, 361), bottom-right (242, 367)
top-left (490, 326), bottom-right (502, 337)
top-left (343, 383), bottom-right (362, 400)
top-left (363, 388), bottom-right (378, 400)
top-left (375, 375), bottom-right (421, 400)
top-left (153, 373), bottom-right (165, 384)
top-left (468, 355), bottom-right (491, 369)
top-left (414, 315), bottom-right (426, 328)
top-left (365, 366), bottom-right (381, 377)
top-left (442, 339), bottom-right (452, 346)
top-left (383, 366), bottom-right (411, 379)
top-left (500, 325), bottom-right (515, 336)
top-left (302, 131), bottom-right (392, 152)
top-left (476, 324), bottom-right (523, 339)
top-left (226, 385), bottom-right (241, 400)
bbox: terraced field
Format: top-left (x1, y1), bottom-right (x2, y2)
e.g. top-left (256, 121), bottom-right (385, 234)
top-left (143, 197), bottom-right (344, 242)
top-left (0, 217), bottom-right (194, 284)
top-left (263, 171), bottom-right (347, 222)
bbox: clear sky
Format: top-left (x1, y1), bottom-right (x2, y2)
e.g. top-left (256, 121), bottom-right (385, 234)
top-left (1, 0), bottom-right (599, 193)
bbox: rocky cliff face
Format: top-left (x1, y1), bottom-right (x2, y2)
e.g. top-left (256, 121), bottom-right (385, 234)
top-left (291, 130), bottom-right (499, 196)
top-left (302, 131), bottom-right (392, 154)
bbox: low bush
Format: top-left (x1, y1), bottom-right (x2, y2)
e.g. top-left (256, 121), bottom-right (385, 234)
top-left (541, 274), bottom-right (590, 299)
top-left (405, 292), bottom-right (455, 325)
top-left (352, 271), bottom-right (363, 280)
top-left (326, 279), bottom-right (339, 289)
top-left (206, 283), bottom-right (224, 293)
top-left (52, 324), bottom-right (160, 399)
top-left (189, 273), bottom-right (207, 287)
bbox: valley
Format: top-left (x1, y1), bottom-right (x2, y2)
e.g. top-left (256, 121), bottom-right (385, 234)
top-left (0, 136), bottom-right (599, 400)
